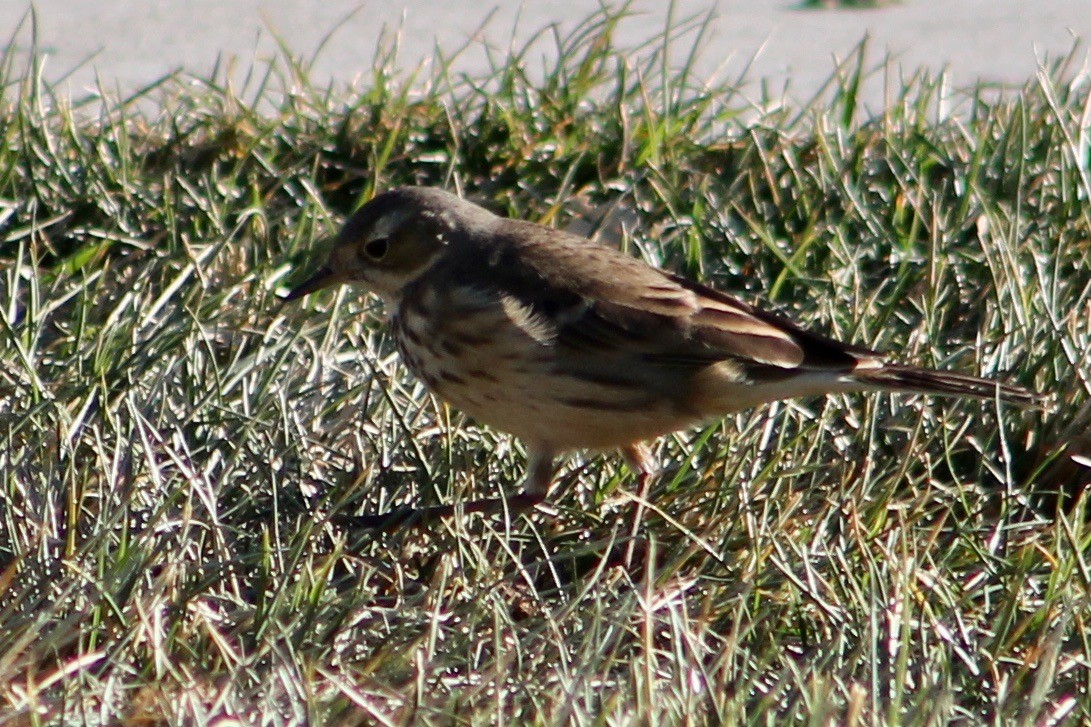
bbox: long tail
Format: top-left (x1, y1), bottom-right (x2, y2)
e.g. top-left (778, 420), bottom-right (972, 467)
top-left (852, 364), bottom-right (1043, 408)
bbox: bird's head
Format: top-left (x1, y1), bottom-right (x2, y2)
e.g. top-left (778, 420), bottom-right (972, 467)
top-left (284, 187), bottom-right (487, 304)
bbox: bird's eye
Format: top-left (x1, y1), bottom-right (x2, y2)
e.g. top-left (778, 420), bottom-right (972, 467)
top-left (363, 237), bottom-right (389, 260)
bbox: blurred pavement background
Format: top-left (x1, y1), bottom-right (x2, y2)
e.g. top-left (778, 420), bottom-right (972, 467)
top-left (3, 0), bottom-right (1091, 107)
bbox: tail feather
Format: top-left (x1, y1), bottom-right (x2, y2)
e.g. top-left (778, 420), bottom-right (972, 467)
top-left (852, 364), bottom-right (1042, 408)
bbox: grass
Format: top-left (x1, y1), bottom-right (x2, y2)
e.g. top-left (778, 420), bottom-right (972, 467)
top-left (0, 5), bottom-right (1089, 724)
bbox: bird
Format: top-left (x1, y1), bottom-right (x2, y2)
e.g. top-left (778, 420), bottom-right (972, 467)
top-left (285, 186), bottom-right (1040, 527)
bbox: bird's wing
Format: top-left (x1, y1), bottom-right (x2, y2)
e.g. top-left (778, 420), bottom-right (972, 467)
top-left (556, 274), bottom-right (878, 374)
top-left (659, 271), bottom-right (882, 371)
top-left (448, 221), bottom-right (883, 376)
top-left (505, 234), bottom-right (879, 373)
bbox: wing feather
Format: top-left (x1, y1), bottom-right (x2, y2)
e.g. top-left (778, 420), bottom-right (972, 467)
top-left (442, 219), bottom-right (882, 376)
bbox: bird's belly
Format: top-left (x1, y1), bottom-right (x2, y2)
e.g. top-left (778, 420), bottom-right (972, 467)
top-left (392, 316), bottom-right (695, 451)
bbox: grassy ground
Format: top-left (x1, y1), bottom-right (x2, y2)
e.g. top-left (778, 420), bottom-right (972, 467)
top-left (1, 6), bottom-right (1089, 724)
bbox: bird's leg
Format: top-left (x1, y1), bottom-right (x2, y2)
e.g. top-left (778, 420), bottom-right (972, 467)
top-left (622, 442), bottom-right (657, 567)
top-left (338, 448), bottom-right (556, 530)
top-left (508, 448), bottom-right (556, 511)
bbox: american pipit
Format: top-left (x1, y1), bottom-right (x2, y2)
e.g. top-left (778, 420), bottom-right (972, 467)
top-left (286, 187), bottom-right (1039, 526)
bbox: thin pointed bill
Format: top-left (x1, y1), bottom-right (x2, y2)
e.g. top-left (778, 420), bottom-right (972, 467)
top-left (283, 266), bottom-right (342, 301)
